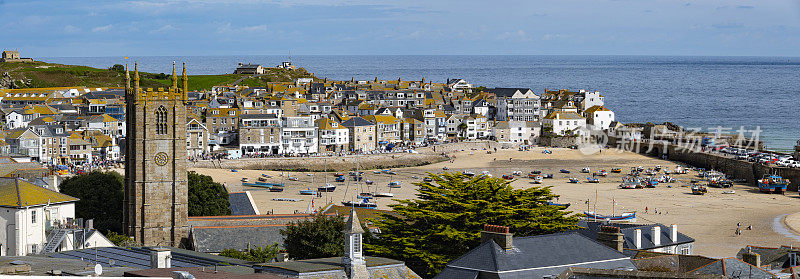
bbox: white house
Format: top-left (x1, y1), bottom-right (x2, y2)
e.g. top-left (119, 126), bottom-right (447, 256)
top-left (316, 118), bottom-right (349, 153)
top-left (493, 88), bottom-right (541, 121)
top-left (543, 111), bottom-right (587, 136)
top-left (493, 121), bottom-right (541, 145)
top-left (584, 105), bottom-right (615, 130)
top-left (281, 116), bottom-right (319, 155)
top-left (580, 90), bottom-right (605, 111)
top-left (0, 178), bottom-right (75, 256)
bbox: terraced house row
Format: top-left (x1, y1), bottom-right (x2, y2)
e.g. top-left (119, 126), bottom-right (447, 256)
top-left (0, 76), bottom-right (616, 164)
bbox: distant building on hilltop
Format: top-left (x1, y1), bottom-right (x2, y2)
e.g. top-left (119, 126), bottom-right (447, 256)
top-left (234, 63), bottom-right (265, 74)
top-left (0, 50), bottom-right (34, 63)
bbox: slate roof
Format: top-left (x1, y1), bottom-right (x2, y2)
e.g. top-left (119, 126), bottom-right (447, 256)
top-left (50, 246), bottom-right (250, 270)
top-left (124, 267), bottom-right (283, 278)
top-left (435, 232), bottom-right (636, 279)
top-left (191, 225), bottom-right (285, 254)
top-left (341, 117), bottom-right (374, 127)
top-left (689, 258), bottom-right (775, 279)
top-left (630, 251), bottom-right (717, 273)
top-left (239, 113), bottom-right (277, 120)
top-left (228, 192), bottom-right (257, 216)
top-left (573, 221), bottom-right (695, 252)
top-left (255, 256), bottom-right (403, 273)
top-left (491, 88), bottom-right (533, 98)
top-left (0, 177), bottom-right (78, 208)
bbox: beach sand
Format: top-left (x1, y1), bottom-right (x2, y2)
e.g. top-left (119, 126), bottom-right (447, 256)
top-left (190, 146), bottom-right (800, 258)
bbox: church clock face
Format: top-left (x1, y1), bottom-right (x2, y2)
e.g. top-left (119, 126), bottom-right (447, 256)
top-left (154, 152), bottom-right (169, 166)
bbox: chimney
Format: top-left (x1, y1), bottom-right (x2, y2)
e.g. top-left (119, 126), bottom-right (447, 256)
top-left (652, 226), bottom-right (661, 246)
top-left (481, 224), bottom-right (513, 249)
top-left (634, 229), bottom-right (642, 249)
top-left (150, 247), bottom-right (172, 269)
top-left (597, 225), bottom-right (624, 252)
top-left (742, 248), bottom-right (761, 267)
top-left (670, 224), bottom-right (678, 242)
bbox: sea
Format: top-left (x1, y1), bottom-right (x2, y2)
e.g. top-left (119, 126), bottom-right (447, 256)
top-left (39, 55), bottom-right (800, 152)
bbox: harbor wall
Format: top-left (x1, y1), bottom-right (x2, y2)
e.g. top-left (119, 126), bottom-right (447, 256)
top-left (611, 138), bottom-right (800, 191)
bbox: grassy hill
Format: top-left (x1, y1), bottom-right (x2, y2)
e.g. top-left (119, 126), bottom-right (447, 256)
top-left (0, 61), bottom-right (317, 91)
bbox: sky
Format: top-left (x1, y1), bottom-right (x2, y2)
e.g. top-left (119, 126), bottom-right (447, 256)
top-left (1, 0), bottom-right (800, 57)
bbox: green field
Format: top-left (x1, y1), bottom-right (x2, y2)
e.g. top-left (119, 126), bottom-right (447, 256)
top-left (0, 61), bottom-right (316, 90)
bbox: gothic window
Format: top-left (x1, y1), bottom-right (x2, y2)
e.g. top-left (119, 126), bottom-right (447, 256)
top-left (156, 106), bottom-right (168, 135)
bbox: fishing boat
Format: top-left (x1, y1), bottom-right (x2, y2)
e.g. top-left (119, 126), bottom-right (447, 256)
top-left (568, 177), bottom-right (580, 183)
top-left (611, 168), bottom-right (622, 173)
top-left (318, 183), bottom-right (336, 192)
top-left (673, 166), bottom-right (687, 174)
top-left (364, 179), bottom-right (374, 185)
top-left (373, 170), bottom-right (382, 174)
top-left (442, 166), bottom-right (449, 170)
top-left (512, 171), bottom-right (523, 176)
top-left (388, 181), bottom-right (402, 188)
top-left (560, 169), bottom-right (571, 174)
top-left (231, 169), bottom-right (238, 172)
top-left (335, 176), bottom-right (346, 182)
top-left (300, 189), bottom-right (317, 195)
top-left (645, 179), bottom-right (658, 188)
top-left (531, 170), bottom-right (542, 175)
top-left (241, 178), bottom-right (249, 182)
top-left (586, 177), bottom-right (599, 183)
top-left (691, 185), bottom-right (708, 195)
top-left (261, 174), bottom-right (272, 178)
top-left (482, 171), bottom-right (492, 177)
top-left (375, 192), bottom-right (394, 197)
top-left (531, 175), bottom-right (543, 184)
top-left (272, 198), bottom-right (301, 202)
top-left (708, 176), bottom-right (733, 188)
top-left (423, 177), bottom-right (433, 182)
top-left (388, 171), bottom-right (398, 175)
top-left (584, 211), bottom-right (636, 222)
top-left (288, 177), bottom-right (299, 181)
top-left (411, 176), bottom-right (419, 179)
top-left (595, 170), bottom-right (608, 177)
top-left (381, 169), bottom-right (391, 174)
top-left (547, 201), bottom-right (571, 208)
top-left (269, 187), bottom-right (284, 192)
top-left (502, 174), bottom-right (514, 180)
top-left (463, 171), bottom-right (475, 177)
top-left (758, 175), bottom-right (789, 194)
top-left (356, 194), bottom-right (374, 200)
top-left (619, 181), bottom-right (643, 189)
top-left (581, 167), bottom-right (591, 173)
top-left (543, 174), bottom-right (554, 179)
top-left (341, 198), bottom-right (377, 209)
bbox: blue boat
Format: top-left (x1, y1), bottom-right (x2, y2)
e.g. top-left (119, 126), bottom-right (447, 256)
top-left (317, 184), bottom-right (336, 192)
top-left (300, 189), bottom-right (317, 195)
top-left (584, 211), bottom-right (636, 222)
top-left (645, 180), bottom-right (658, 188)
top-left (335, 176), bottom-right (346, 182)
top-left (758, 175), bottom-right (789, 194)
top-left (342, 198), bottom-right (377, 209)
top-left (546, 201), bottom-right (571, 208)
top-left (568, 178), bottom-right (579, 183)
top-left (560, 169), bottom-right (570, 173)
top-left (586, 177), bottom-right (599, 183)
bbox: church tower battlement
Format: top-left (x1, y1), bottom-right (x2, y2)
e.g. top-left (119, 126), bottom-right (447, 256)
top-left (123, 62), bottom-right (189, 247)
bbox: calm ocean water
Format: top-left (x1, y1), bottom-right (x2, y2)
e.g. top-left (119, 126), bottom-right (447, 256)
top-left (41, 55), bottom-right (800, 152)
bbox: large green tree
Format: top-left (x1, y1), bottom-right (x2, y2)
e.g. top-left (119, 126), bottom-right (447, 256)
top-left (59, 171), bottom-right (125, 233)
top-left (59, 171), bottom-right (231, 235)
top-left (219, 244), bottom-right (282, 263)
top-left (365, 173), bottom-right (579, 278)
top-left (188, 171), bottom-right (231, 216)
top-left (280, 214), bottom-right (346, 260)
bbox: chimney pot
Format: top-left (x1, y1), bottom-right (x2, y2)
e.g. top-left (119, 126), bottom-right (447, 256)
top-left (653, 226), bottom-right (661, 246)
top-left (481, 224), bottom-right (513, 249)
top-left (671, 224), bottom-right (678, 242)
top-left (634, 229), bottom-right (642, 249)
top-left (150, 248), bottom-right (172, 269)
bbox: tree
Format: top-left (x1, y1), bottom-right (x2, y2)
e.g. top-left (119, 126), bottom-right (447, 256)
top-left (59, 171), bottom-right (124, 234)
top-left (457, 123), bottom-right (468, 138)
top-left (108, 64), bottom-right (125, 72)
top-left (280, 214), bottom-right (346, 260)
top-left (188, 171), bottom-right (231, 216)
top-left (219, 244), bottom-right (282, 263)
top-left (60, 171), bottom-right (230, 236)
top-left (365, 173), bottom-right (579, 278)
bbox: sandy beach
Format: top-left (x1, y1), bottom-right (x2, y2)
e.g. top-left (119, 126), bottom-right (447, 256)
top-left (190, 146), bottom-right (800, 257)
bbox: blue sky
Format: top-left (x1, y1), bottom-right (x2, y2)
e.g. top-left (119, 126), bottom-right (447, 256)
top-left (1, 0), bottom-right (799, 57)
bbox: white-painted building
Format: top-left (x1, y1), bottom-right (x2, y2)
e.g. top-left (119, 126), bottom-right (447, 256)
top-left (584, 105), bottom-right (615, 130)
top-left (316, 118), bottom-right (349, 153)
top-left (493, 121), bottom-right (541, 145)
top-left (493, 88), bottom-right (541, 121)
top-left (543, 111), bottom-right (587, 136)
top-left (0, 178), bottom-right (84, 256)
top-left (579, 90), bottom-right (605, 111)
top-left (281, 116), bottom-right (318, 155)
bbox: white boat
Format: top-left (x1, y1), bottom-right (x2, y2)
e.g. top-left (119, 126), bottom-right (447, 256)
top-left (581, 167), bottom-right (591, 173)
top-left (272, 198), bottom-right (302, 202)
top-left (388, 181), bottom-right (402, 188)
top-left (375, 192), bottom-right (394, 197)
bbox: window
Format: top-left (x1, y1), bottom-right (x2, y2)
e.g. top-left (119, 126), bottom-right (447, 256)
top-left (31, 210), bottom-right (36, 224)
top-left (353, 234), bottom-right (361, 253)
top-left (156, 106), bottom-right (168, 135)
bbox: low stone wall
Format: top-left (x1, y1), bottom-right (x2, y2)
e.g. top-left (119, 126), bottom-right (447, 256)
top-left (540, 136), bottom-right (579, 148)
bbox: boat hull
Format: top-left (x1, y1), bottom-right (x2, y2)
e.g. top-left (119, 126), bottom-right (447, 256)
top-left (584, 211), bottom-right (636, 222)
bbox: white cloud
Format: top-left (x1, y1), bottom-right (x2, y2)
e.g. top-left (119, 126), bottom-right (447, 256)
top-left (215, 22), bottom-right (268, 33)
top-left (92, 24), bottom-right (113, 32)
top-left (64, 25), bottom-right (81, 33)
top-left (150, 24), bottom-right (178, 33)
top-left (497, 29), bottom-right (531, 41)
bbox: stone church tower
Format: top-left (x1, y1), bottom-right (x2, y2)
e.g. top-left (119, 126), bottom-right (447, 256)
top-left (123, 62), bottom-right (189, 247)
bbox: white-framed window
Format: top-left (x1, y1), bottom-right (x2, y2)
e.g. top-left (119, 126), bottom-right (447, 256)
top-left (31, 210), bottom-right (36, 224)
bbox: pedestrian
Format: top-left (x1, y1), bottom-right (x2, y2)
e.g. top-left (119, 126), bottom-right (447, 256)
top-left (645, 207), bottom-right (648, 213)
